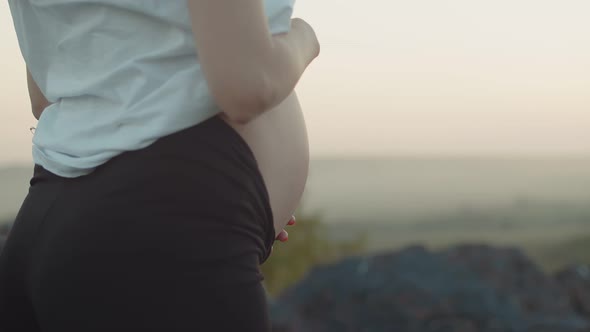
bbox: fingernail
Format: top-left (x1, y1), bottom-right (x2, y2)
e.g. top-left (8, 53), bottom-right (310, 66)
top-left (279, 231), bottom-right (289, 242)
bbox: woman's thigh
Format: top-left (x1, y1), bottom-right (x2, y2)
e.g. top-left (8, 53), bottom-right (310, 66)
top-left (29, 182), bottom-right (271, 331)
top-left (0, 176), bottom-right (65, 332)
top-left (32, 238), bottom-right (271, 331)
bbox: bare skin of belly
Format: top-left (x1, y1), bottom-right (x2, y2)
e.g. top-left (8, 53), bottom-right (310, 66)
top-left (221, 91), bottom-right (310, 235)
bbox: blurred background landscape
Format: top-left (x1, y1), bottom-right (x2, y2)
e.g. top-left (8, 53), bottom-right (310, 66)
top-left (2, 156), bottom-right (589, 290)
top-left (2, 0), bottom-right (590, 330)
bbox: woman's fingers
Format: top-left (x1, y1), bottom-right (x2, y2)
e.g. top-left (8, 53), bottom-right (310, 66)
top-left (276, 230), bottom-right (289, 242)
top-left (274, 216), bottom-right (295, 246)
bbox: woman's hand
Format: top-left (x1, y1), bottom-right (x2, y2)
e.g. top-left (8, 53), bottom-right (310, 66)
top-left (271, 215), bottom-right (295, 254)
top-left (276, 215), bottom-right (296, 243)
top-left (290, 18), bottom-right (320, 61)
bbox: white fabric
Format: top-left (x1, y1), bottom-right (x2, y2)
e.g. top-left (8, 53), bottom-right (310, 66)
top-left (8, 0), bottom-right (294, 177)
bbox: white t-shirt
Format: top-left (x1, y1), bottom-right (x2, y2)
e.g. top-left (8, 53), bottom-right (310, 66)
top-left (8, 0), bottom-right (295, 177)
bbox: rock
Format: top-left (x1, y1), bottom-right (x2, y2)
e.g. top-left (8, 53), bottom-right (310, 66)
top-left (271, 245), bottom-right (590, 332)
top-left (443, 245), bottom-right (573, 317)
top-left (556, 265), bottom-right (590, 319)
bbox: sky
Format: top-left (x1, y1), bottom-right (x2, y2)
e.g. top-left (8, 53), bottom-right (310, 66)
top-left (1, 0), bottom-right (589, 166)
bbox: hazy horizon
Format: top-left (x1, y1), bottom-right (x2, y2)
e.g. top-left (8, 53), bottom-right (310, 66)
top-left (2, 158), bottom-right (590, 224)
top-left (2, 0), bottom-right (589, 166)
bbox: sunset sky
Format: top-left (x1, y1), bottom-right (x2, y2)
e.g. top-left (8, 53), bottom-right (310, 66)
top-left (1, 0), bottom-right (589, 166)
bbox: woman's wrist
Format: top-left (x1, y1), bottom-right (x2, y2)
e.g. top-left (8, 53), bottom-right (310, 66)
top-left (289, 18), bottom-right (320, 66)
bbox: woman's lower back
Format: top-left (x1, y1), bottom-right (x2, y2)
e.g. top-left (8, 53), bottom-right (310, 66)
top-left (222, 92), bottom-right (310, 234)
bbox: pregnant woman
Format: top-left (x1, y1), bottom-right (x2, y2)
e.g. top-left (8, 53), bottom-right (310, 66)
top-left (0, 0), bottom-right (319, 331)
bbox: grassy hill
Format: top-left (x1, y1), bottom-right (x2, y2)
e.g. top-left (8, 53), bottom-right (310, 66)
top-left (526, 233), bottom-right (590, 272)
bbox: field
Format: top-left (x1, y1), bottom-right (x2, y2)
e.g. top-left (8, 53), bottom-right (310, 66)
top-left (301, 157), bottom-right (590, 225)
top-left (324, 219), bottom-right (590, 272)
top-left (301, 157), bottom-right (590, 271)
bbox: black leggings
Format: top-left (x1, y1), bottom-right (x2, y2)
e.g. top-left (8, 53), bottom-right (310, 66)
top-left (0, 115), bottom-right (275, 331)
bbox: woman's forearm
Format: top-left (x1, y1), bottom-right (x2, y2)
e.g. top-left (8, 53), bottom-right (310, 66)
top-left (259, 19), bottom-right (320, 116)
top-left (218, 19), bottom-right (320, 124)
top-left (188, 0), bottom-right (320, 124)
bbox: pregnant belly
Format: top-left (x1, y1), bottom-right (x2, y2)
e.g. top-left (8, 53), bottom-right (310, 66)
top-left (221, 92), bottom-right (310, 234)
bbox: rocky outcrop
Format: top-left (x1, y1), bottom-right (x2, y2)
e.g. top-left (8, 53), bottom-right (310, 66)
top-left (271, 245), bottom-right (590, 332)
top-left (556, 265), bottom-right (590, 320)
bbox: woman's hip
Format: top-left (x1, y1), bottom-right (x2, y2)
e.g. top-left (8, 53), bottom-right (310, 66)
top-left (81, 115), bottom-right (273, 263)
top-left (13, 115), bottom-right (275, 277)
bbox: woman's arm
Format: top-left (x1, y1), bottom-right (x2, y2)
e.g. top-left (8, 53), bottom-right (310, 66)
top-left (187, 1), bottom-right (320, 124)
top-left (27, 68), bottom-right (51, 120)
